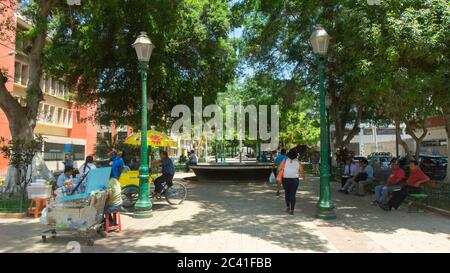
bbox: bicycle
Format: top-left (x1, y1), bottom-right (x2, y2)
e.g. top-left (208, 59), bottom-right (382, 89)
top-left (121, 179), bottom-right (187, 209)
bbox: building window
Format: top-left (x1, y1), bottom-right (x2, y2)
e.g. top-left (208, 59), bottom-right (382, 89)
top-left (67, 110), bottom-right (73, 126)
top-left (62, 109), bottom-right (68, 126)
top-left (45, 77), bottom-right (51, 93)
top-left (40, 76), bottom-right (45, 90)
top-left (14, 62), bottom-right (21, 83)
top-left (42, 104), bottom-right (50, 123)
top-left (48, 106), bottom-right (56, 124)
top-left (57, 108), bottom-right (63, 125)
top-left (377, 128), bottom-right (396, 135)
top-left (363, 129), bottom-right (373, 135)
top-left (58, 83), bottom-right (64, 97)
top-left (21, 64), bottom-right (29, 86)
top-left (37, 103), bottom-right (44, 123)
top-left (51, 80), bottom-right (57, 96)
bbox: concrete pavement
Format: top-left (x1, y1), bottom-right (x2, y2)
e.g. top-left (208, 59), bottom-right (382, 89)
top-left (0, 173), bottom-right (449, 253)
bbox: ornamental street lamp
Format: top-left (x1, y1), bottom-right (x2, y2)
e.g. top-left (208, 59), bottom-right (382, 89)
top-left (367, 0), bottom-right (381, 5)
top-left (132, 32), bottom-right (155, 219)
top-left (325, 92), bottom-right (333, 181)
top-left (310, 25), bottom-right (336, 220)
top-left (67, 0), bottom-right (81, 5)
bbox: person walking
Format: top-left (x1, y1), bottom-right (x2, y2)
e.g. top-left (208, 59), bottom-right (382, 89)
top-left (109, 150), bottom-right (125, 179)
top-left (273, 149), bottom-right (288, 196)
top-left (310, 153), bottom-right (320, 176)
top-left (276, 148), bottom-right (307, 215)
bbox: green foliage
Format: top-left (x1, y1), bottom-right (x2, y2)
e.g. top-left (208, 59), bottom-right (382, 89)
top-left (281, 111), bottom-right (320, 146)
top-left (0, 135), bottom-right (44, 210)
top-left (0, 135), bottom-right (44, 176)
top-left (44, 0), bottom-right (238, 130)
top-left (94, 137), bottom-right (140, 163)
top-left (233, 0), bottom-right (449, 150)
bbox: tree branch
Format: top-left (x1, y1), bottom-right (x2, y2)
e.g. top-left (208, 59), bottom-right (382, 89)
top-left (0, 73), bottom-right (29, 134)
top-left (25, 0), bottom-right (55, 128)
top-left (343, 106), bottom-right (363, 146)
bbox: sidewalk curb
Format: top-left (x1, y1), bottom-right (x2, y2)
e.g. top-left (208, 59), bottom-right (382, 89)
top-left (0, 212), bottom-right (27, 219)
top-left (426, 205), bottom-right (450, 218)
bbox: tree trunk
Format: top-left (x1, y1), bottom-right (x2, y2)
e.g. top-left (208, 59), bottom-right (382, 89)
top-left (342, 106), bottom-right (363, 147)
top-left (331, 101), bottom-right (363, 152)
top-left (444, 112), bottom-right (450, 183)
top-left (0, 1), bottom-right (55, 191)
top-left (405, 120), bottom-right (428, 158)
top-left (0, 0), bottom-right (54, 140)
top-left (0, 75), bottom-right (34, 139)
top-left (394, 116), bottom-right (412, 158)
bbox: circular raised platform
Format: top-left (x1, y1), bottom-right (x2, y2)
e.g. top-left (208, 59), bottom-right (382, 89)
top-left (190, 163), bottom-right (274, 182)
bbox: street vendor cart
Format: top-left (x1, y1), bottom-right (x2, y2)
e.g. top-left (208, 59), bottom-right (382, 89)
top-left (41, 167), bottom-right (111, 246)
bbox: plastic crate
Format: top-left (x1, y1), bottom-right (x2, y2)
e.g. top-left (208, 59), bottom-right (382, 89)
top-left (28, 184), bottom-right (52, 199)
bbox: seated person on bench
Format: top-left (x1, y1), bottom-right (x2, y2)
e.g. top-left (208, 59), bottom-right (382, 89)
top-left (339, 159), bottom-right (373, 195)
top-left (405, 159), bottom-right (430, 193)
top-left (341, 157), bottom-right (358, 188)
top-left (152, 150), bottom-right (175, 198)
top-left (383, 159), bottom-right (430, 211)
top-left (372, 158), bottom-right (405, 207)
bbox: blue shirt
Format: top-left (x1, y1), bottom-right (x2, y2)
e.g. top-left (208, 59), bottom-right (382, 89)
top-left (364, 165), bottom-right (374, 179)
top-left (275, 155), bottom-right (287, 168)
top-left (111, 156), bottom-right (125, 179)
top-left (56, 173), bottom-right (71, 188)
top-left (161, 157), bottom-right (175, 176)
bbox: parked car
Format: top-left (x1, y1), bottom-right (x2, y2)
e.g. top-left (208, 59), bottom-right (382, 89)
top-left (366, 153), bottom-right (393, 181)
top-left (368, 153), bottom-right (393, 170)
top-left (352, 156), bottom-right (367, 165)
top-left (417, 155), bottom-right (447, 181)
top-left (368, 152), bottom-right (393, 158)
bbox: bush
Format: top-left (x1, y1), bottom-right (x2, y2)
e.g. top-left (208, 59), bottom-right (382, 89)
top-left (0, 135), bottom-right (43, 211)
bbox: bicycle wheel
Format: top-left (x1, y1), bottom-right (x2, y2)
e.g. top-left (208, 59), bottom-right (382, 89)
top-left (165, 181), bottom-right (187, 205)
top-left (121, 185), bottom-right (139, 208)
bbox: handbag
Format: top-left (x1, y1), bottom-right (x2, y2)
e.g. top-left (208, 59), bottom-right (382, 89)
top-left (276, 159), bottom-right (286, 183)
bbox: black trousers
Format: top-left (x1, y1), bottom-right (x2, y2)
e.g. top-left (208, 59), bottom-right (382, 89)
top-left (154, 174), bottom-right (174, 193)
top-left (387, 186), bottom-right (422, 209)
top-left (282, 178), bottom-right (300, 211)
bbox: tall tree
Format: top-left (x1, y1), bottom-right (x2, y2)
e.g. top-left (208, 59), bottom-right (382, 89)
top-left (233, 0), bottom-right (449, 155)
top-left (44, 0), bottom-right (237, 130)
top-left (369, 0), bottom-right (449, 158)
top-left (0, 0), bottom-right (57, 140)
top-left (233, 0), bottom-right (380, 150)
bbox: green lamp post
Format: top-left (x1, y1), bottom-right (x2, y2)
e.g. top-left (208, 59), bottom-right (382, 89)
top-left (132, 32), bottom-right (155, 219)
top-left (310, 25), bottom-right (336, 220)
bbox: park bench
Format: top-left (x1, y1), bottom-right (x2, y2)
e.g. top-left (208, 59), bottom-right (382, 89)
top-left (406, 181), bottom-right (433, 213)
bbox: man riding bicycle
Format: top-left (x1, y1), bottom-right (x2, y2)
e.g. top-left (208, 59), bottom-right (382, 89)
top-left (152, 150), bottom-right (175, 199)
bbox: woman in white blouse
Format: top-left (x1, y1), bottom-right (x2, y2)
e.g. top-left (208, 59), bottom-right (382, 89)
top-left (276, 148), bottom-right (307, 215)
top-left (78, 155), bottom-right (96, 177)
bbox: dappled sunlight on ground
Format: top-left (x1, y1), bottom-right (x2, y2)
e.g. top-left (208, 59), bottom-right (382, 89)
top-left (0, 173), bottom-right (449, 253)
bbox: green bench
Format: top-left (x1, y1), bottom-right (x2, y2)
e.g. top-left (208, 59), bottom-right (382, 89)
top-left (406, 181), bottom-right (433, 213)
top-left (369, 179), bottom-right (432, 212)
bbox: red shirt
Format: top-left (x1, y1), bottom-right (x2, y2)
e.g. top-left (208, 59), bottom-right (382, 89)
top-left (387, 168), bottom-right (405, 185)
top-left (407, 168), bottom-right (430, 188)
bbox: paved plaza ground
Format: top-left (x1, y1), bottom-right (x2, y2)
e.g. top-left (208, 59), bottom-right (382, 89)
top-left (0, 173), bottom-right (449, 253)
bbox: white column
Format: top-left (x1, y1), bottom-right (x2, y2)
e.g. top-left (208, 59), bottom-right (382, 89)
top-left (359, 126), bottom-right (365, 156)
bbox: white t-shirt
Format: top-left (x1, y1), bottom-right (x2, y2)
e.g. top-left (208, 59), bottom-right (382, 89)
top-left (283, 159), bottom-right (300, 178)
top-left (78, 163), bottom-right (96, 177)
